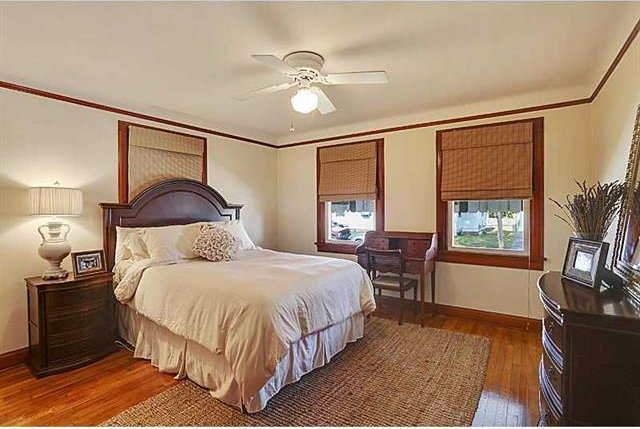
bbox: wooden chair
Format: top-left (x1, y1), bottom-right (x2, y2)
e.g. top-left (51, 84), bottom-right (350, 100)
top-left (365, 247), bottom-right (419, 325)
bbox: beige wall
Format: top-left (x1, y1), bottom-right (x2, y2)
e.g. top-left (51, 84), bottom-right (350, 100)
top-left (0, 90), bottom-right (278, 354)
top-left (589, 40), bottom-right (640, 247)
top-left (277, 105), bottom-right (593, 319)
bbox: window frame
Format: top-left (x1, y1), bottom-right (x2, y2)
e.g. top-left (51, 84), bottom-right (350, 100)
top-left (316, 139), bottom-right (385, 254)
top-left (435, 118), bottom-right (544, 270)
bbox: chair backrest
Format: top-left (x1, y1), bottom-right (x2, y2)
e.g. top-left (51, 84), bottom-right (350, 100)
top-left (365, 247), bottom-right (405, 279)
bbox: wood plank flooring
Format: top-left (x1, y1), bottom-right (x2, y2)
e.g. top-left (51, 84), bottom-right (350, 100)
top-left (0, 305), bottom-right (541, 426)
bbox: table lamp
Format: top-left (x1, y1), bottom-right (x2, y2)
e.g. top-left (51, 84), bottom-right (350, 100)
top-left (28, 185), bottom-right (83, 279)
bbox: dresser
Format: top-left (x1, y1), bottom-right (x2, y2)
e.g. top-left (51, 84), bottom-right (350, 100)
top-left (26, 272), bottom-right (117, 377)
top-left (538, 271), bottom-right (640, 425)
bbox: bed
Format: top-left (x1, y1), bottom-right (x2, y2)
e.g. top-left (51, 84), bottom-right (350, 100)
top-left (100, 179), bottom-right (376, 412)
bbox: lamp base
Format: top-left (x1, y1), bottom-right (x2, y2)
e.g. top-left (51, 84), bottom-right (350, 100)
top-left (42, 265), bottom-right (69, 280)
top-left (37, 221), bottom-right (72, 280)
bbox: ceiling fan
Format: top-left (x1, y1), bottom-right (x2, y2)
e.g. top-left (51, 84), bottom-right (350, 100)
top-left (236, 51), bottom-right (388, 115)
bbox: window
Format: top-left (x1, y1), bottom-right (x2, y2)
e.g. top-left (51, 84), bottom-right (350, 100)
top-left (316, 140), bottom-right (384, 253)
top-left (436, 118), bottom-right (544, 270)
top-left (449, 200), bottom-right (528, 254)
top-left (327, 200), bottom-right (375, 244)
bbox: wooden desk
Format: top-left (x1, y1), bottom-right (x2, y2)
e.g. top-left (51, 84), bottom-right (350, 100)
top-left (356, 231), bottom-right (438, 325)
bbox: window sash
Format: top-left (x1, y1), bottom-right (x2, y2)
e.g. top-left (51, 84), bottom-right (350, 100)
top-left (326, 201), bottom-right (376, 244)
top-left (447, 200), bottom-right (530, 256)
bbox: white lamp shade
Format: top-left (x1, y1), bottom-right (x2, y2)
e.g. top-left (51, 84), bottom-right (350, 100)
top-left (28, 187), bottom-right (83, 216)
top-left (291, 88), bottom-right (319, 114)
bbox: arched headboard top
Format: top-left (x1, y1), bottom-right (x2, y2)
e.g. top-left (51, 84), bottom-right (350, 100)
top-left (100, 179), bottom-right (243, 270)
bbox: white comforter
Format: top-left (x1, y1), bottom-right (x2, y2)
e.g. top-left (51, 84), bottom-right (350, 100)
top-left (114, 249), bottom-right (376, 407)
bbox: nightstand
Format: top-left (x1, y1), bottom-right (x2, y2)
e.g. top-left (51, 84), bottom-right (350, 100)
top-left (25, 272), bottom-right (117, 377)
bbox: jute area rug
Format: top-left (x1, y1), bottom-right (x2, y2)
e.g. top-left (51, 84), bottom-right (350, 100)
top-left (102, 317), bottom-right (490, 426)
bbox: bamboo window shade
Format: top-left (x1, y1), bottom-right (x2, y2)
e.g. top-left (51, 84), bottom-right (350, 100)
top-left (318, 142), bottom-right (378, 202)
top-left (128, 125), bottom-right (206, 200)
top-left (440, 121), bottom-right (534, 201)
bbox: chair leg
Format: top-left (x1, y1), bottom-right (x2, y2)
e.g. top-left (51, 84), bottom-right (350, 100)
top-left (413, 285), bottom-right (418, 314)
top-left (399, 288), bottom-right (405, 325)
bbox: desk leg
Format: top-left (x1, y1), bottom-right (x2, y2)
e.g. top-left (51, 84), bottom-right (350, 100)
top-left (431, 270), bottom-right (437, 315)
top-left (420, 272), bottom-right (425, 327)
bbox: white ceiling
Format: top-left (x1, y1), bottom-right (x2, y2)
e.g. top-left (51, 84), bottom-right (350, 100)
top-left (1, 2), bottom-right (638, 143)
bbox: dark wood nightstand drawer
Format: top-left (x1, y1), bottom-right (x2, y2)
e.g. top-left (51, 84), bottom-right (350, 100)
top-left (46, 307), bottom-right (110, 336)
top-left (45, 283), bottom-right (109, 314)
top-left (47, 328), bottom-right (112, 366)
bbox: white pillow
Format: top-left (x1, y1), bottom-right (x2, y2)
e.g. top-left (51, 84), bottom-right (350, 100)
top-left (115, 226), bottom-right (143, 264)
top-left (123, 231), bottom-right (149, 260)
top-left (141, 223), bottom-right (204, 262)
top-left (212, 220), bottom-right (256, 251)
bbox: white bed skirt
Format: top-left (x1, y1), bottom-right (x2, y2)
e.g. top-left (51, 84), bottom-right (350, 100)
top-left (118, 304), bottom-right (365, 413)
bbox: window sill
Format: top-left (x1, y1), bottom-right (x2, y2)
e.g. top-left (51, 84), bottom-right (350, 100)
top-left (316, 242), bottom-right (358, 254)
top-left (438, 250), bottom-right (544, 271)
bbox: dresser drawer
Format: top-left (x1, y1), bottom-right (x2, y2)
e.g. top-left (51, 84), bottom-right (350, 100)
top-left (539, 390), bottom-right (560, 426)
top-left (45, 282), bottom-right (110, 314)
top-left (543, 312), bottom-right (563, 353)
top-left (539, 359), bottom-right (563, 419)
top-left (542, 351), bottom-right (562, 399)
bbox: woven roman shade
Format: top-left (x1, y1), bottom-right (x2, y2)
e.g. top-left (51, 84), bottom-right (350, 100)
top-left (440, 121), bottom-right (533, 201)
top-left (128, 126), bottom-right (205, 200)
top-left (318, 142), bottom-right (377, 202)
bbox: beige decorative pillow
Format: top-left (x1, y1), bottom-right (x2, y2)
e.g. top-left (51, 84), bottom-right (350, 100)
top-left (192, 224), bottom-right (241, 262)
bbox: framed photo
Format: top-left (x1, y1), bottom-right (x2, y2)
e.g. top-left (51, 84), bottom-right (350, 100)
top-left (562, 238), bottom-right (609, 290)
top-left (71, 250), bottom-right (106, 278)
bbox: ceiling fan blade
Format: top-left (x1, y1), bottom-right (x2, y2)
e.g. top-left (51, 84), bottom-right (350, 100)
top-left (251, 54), bottom-right (299, 75)
top-left (311, 86), bottom-right (336, 115)
top-left (324, 71), bottom-right (388, 85)
top-left (235, 82), bottom-right (296, 100)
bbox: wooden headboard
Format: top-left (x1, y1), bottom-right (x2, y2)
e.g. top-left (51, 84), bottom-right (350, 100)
top-left (99, 178), bottom-right (242, 270)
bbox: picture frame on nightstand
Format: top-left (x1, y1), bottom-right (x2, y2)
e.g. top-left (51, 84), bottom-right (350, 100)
top-left (71, 249), bottom-right (106, 278)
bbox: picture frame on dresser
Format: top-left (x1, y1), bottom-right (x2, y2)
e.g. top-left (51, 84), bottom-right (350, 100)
top-left (561, 238), bottom-right (608, 290)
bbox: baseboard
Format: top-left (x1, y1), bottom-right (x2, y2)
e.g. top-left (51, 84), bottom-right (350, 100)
top-left (0, 347), bottom-right (28, 372)
top-left (378, 296), bottom-right (542, 331)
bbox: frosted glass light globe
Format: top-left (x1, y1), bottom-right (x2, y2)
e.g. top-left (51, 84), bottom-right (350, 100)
top-left (291, 88), bottom-right (319, 114)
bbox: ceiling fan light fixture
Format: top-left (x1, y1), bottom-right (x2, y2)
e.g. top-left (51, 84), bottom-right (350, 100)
top-left (290, 88), bottom-right (318, 114)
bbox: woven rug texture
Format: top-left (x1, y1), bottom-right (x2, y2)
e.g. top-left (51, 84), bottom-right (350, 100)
top-left (101, 317), bottom-right (490, 426)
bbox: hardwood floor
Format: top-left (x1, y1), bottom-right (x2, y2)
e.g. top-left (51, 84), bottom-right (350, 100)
top-left (0, 304), bottom-right (541, 426)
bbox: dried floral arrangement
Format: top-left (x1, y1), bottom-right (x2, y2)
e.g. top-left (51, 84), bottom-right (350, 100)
top-left (550, 181), bottom-right (625, 242)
